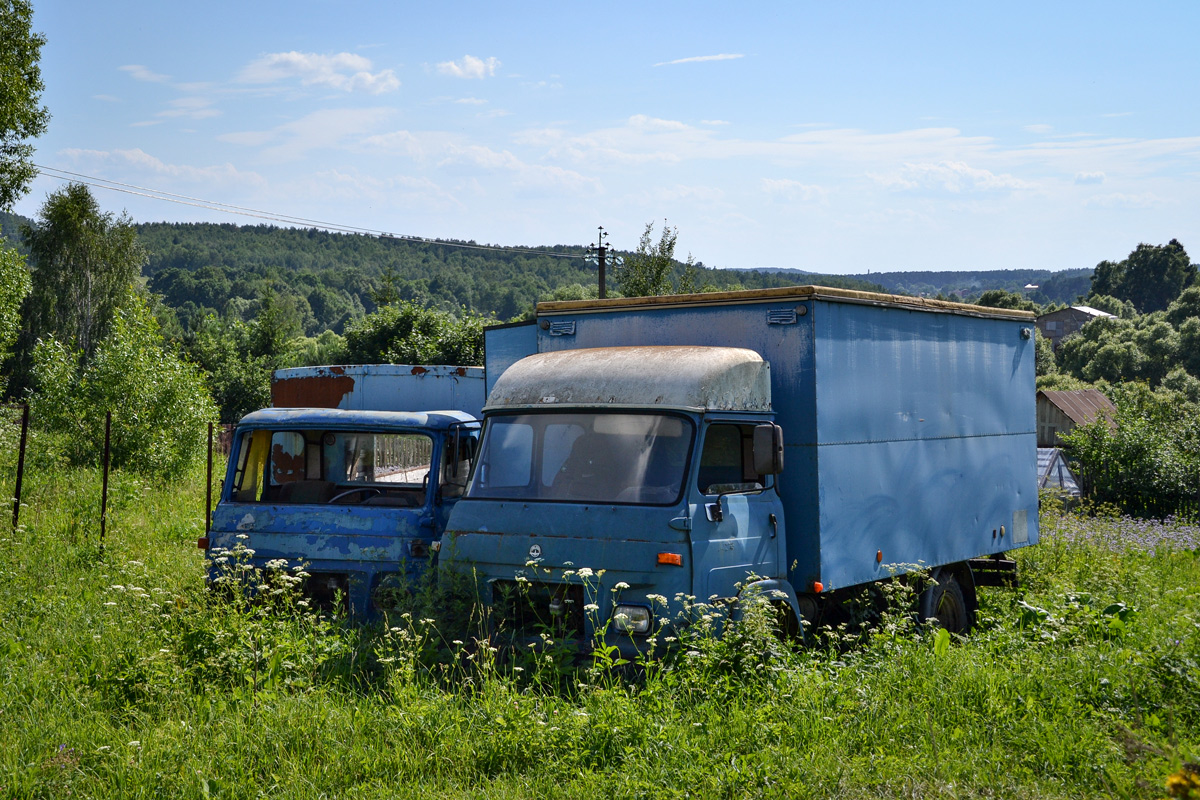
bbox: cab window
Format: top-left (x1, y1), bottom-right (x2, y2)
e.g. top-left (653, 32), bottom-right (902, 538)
top-left (697, 423), bottom-right (766, 495)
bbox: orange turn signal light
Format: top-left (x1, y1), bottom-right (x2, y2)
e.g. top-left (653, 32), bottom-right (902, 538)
top-left (876, 549), bottom-right (883, 563)
top-left (813, 581), bottom-right (824, 593)
top-left (197, 537), bottom-right (209, 550)
top-left (657, 552), bottom-right (683, 566)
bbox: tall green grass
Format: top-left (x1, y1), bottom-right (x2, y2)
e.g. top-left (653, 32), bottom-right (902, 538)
top-left (1, 438), bottom-right (1198, 799)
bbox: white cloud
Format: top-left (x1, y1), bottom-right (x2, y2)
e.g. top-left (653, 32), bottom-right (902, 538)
top-left (221, 107), bottom-right (396, 160)
top-left (58, 148), bottom-right (266, 188)
top-left (158, 97), bottom-right (221, 120)
top-left (120, 65), bottom-right (170, 83)
top-left (239, 52), bottom-right (400, 94)
top-left (628, 114), bottom-right (690, 132)
top-left (701, 120), bottom-right (730, 126)
top-left (1024, 124), bottom-right (1053, 134)
top-left (437, 55), bottom-right (500, 79)
top-left (363, 129), bottom-right (598, 193)
top-left (631, 184), bottom-right (727, 208)
top-left (287, 169), bottom-right (462, 212)
top-left (219, 130), bottom-right (275, 147)
top-left (1083, 192), bottom-right (1161, 208)
top-left (761, 178), bottom-right (827, 203)
top-left (869, 161), bottom-right (1033, 192)
top-left (1074, 171), bottom-right (1106, 185)
top-left (654, 54), bottom-right (744, 67)
top-left (454, 97), bottom-right (487, 105)
top-left (361, 129), bottom-right (433, 160)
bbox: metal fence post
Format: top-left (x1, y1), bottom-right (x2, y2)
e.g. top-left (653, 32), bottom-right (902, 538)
top-left (11, 403), bottom-right (29, 530)
top-left (100, 411), bottom-right (111, 545)
top-left (206, 421), bottom-right (213, 533)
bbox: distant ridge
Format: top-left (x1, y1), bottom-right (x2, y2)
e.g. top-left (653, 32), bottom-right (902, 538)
top-left (734, 265), bottom-right (1094, 306)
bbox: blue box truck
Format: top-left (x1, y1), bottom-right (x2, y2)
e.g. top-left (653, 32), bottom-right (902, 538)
top-left (202, 364), bottom-right (484, 616)
top-left (440, 286), bottom-right (1038, 645)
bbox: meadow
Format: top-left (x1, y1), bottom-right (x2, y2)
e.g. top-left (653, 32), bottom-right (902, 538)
top-left (1, 430), bottom-right (1199, 799)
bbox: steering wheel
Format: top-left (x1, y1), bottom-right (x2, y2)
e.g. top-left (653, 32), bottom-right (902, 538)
top-left (328, 487), bottom-right (382, 504)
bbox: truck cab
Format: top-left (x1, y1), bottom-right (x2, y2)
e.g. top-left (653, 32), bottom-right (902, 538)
top-left (440, 346), bottom-right (786, 649)
top-left (206, 408), bottom-right (479, 617)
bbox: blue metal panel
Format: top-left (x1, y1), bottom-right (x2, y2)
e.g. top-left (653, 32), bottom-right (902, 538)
top-left (812, 302), bottom-right (1034, 443)
top-left (809, 300), bottom-right (1037, 588)
top-left (443, 497), bottom-right (694, 632)
top-left (238, 407), bottom-right (475, 431)
top-left (814, 433), bottom-right (1039, 590)
top-left (208, 501), bottom-right (434, 615)
top-left (483, 322), bottom-right (539, 398)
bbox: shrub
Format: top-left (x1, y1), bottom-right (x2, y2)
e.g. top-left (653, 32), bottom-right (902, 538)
top-left (342, 300), bottom-right (488, 366)
top-left (1062, 383), bottom-right (1200, 517)
top-left (30, 292), bottom-right (218, 478)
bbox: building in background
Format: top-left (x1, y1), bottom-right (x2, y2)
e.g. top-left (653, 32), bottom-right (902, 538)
top-left (1036, 389), bottom-right (1115, 447)
top-left (1036, 306), bottom-right (1115, 350)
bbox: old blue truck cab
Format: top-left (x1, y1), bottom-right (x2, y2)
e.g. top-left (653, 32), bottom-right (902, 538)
top-left (441, 346), bottom-right (789, 647)
top-left (207, 408), bottom-right (479, 616)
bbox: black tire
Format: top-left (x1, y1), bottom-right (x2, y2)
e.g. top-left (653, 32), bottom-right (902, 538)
top-left (919, 570), bottom-right (973, 634)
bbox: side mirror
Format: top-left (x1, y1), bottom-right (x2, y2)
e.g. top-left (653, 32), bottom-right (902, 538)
top-left (752, 424), bottom-right (784, 475)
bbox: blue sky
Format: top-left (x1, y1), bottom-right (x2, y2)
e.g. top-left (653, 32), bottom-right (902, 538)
top-left (14, 1), bottom-right (1200, 274)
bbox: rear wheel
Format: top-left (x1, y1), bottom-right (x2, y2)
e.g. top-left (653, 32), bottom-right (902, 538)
top-left (919, 570), bottom-right (972, 634)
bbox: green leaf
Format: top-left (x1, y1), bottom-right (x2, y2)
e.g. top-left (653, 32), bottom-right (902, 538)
top-left (933, 627), bottom-right (950, 658)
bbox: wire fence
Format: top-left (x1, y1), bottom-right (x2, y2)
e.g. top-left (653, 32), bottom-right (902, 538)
top-left (4, 404), bottom-right (221, 539)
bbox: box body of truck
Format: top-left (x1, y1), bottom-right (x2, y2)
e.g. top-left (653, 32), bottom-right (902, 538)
top-left (443, 287), bottom-right (1037, 643)
top-left (204, 365), bottom-right (483, 616)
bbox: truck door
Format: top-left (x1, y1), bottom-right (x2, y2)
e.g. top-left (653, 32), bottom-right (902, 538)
top-left (689, 422), bottom-right (785, 602)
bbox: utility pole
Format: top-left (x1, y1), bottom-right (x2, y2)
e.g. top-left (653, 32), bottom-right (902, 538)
top-left (584, 226), bottom-right (623, 300)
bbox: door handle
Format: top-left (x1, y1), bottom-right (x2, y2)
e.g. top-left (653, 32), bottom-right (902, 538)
top-left (768, 513), bottom-right (778, 539)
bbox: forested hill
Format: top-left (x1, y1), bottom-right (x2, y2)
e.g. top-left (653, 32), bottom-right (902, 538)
top-left (1, 210), bottom-right (29, 248)
top-left (130, 221), bottom-right (884, 331)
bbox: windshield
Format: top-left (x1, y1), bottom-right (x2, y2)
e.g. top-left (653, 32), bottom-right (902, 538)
top-left (228, 428), bottom-right (445, 505)
top-left (466, 412), bottom-right (694, 505)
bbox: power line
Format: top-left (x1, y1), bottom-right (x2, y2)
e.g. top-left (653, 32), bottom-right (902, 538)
top-left (30, 163), bottom-right (587, 260)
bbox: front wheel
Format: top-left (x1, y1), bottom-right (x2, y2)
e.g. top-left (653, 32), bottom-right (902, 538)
top-left (918, 570), bottom-right (973, 634)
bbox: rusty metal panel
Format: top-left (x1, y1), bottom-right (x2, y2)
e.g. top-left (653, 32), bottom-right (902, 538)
top-left (271, 364), bottom-right (485, 418)
top-left (484, 346), bottom-right (771, 412)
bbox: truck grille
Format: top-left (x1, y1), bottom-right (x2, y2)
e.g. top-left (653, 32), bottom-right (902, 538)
top-left (492, 580), bottom-right (586, 639)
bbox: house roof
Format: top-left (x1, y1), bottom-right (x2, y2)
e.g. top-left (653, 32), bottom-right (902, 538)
top-left (1071, 306), bottom-right (1116, 318)
top-left (1037, 389), bottom-right (1116, 426)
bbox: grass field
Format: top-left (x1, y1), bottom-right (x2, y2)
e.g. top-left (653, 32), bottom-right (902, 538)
top-left (1, 434), bottom-right (1199, 799)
